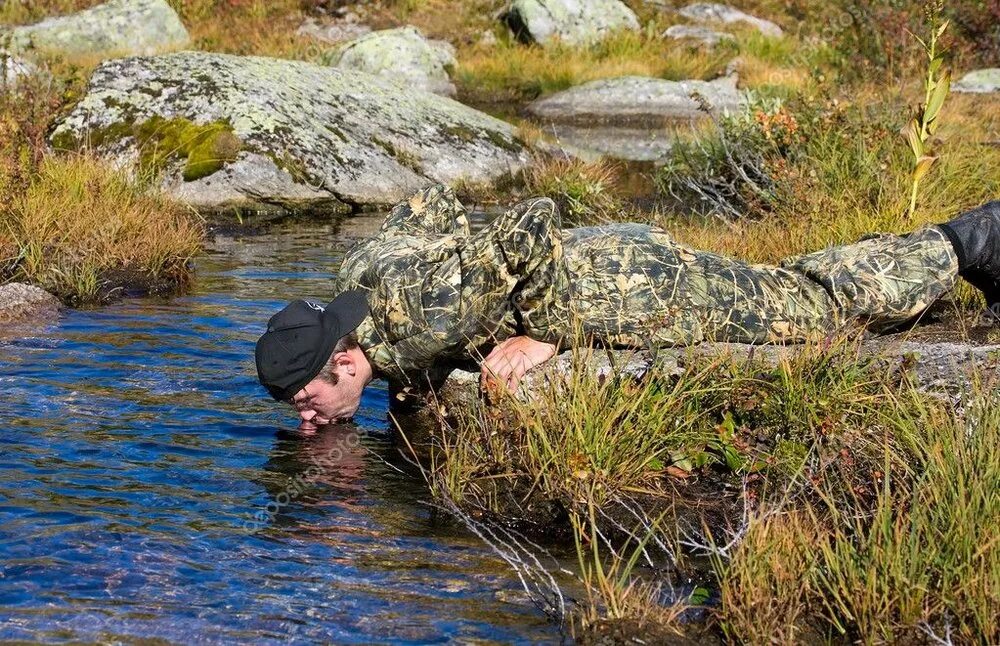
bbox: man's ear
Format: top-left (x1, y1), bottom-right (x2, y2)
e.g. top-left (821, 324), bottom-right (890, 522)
top-left (333, 351), bottom-right (356, 376)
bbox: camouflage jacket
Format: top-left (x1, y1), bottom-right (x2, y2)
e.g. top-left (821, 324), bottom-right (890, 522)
top-left (336, 185), bottom-right (957, 383)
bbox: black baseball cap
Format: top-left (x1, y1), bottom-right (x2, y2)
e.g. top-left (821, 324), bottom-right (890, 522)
top-left (255, 289), bottom-right (369, 402)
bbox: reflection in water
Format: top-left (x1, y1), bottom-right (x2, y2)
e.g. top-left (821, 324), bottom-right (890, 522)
top-left (0, 216), bottom-right (558, 643)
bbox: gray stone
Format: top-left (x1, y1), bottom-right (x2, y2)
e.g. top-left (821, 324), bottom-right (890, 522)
top-left (323, 26), bottom-right (457, 97)
top-left (527, 75), bottom-right (744, 126)
top-left (953, 68), bottom-right (1000, 94)
top-left (0, 283), bottom-right (60, 324)
top-left (295, 15), bottom-right (371, 44)
top-left (663, 24), bottom-right (735, 47)
top-left (438, 339), bottom-right (1000, 409)
top-left (0, 49), bottom-right (38, 87)
top-left (5, 0), bottom-right (189, 59)
top-left (478, 29), bottom-right (499, 47)
top-left (51, 51), bottom-right (529, 213)
top-left (503, 0), bottom-right (640, 47)
top-left (677, 3), bottom-right (783, 38)
top-left (537, 123), bottom-right (677, 162)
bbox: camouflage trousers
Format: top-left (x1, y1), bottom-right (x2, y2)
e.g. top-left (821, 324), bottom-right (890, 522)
top-left (344, 185), bottom-right (959, 373)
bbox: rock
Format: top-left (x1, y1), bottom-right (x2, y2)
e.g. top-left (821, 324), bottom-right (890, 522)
top-left (51, 51), bottom-right (529, 214)
top-left (478, 29), bottom-right (499, 47)
top-left (527, 75), bottom-right (743, 126)
top-left (663, 24), bottom-right (735, 48)
top-left (677, 3), bottom-right (783, 38)
top-left (295, 15), bottom-right (371, 44)
top-left (0, 283), bottom-right (60, 324)
top-left (5, 0), bottom-right (189, 60)
top-left (952, 68), bottom-right (1000, 94)
top-left (322, 26), bottom-right (457, 97)
top-left (503, 0), bottom-right (640, 47)
top-left (438, 339), bottom-right (1000, 410)
top-left (537, 123), bottom-right (678, 162)
top-left (0, 49), bottom-right (38, 87)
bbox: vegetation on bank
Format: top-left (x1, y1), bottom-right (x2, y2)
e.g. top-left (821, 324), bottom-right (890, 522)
top-left (0, 69), bottom-right (202, 302)
top-left (417, 338), bottom-right (999, 641)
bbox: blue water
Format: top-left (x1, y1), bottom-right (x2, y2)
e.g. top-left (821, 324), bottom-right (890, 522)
top-left (0, 216), bottom-right (559, 643)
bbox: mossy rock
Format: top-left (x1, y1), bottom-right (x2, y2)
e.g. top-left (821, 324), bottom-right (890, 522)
top-left (6, 0), bottom-right (189, 60)
top-left (503, 0), bottom-right (640, 47)
top-left (323, 26), bottom-right (457, 97)
top-left (50, 51), bottom-right (530, 214)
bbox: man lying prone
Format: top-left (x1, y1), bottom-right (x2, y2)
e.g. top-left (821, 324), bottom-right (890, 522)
top-left (255, 185), bottom-right (1000, 430)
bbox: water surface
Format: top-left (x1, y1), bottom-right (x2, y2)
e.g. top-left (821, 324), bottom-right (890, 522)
top-left (0, 215), bottom-right (560, 643)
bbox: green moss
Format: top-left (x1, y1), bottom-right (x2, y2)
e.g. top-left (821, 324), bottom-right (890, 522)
top-left (772, 438), bottom-right (809, 474)
top-left (134, 116), bottom-right (242, 181)
top-left (53, 115), bottom-right (242, 182)
top-left (440, 122), bottom-right (521, 153)
top-left (441, 123), bottom-right (477, 143)
top-left (484, 127), bottom-right (521, 153)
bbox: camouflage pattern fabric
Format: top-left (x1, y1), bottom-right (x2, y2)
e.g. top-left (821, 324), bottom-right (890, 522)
top-left (337, 185), bottom-right (958, 382)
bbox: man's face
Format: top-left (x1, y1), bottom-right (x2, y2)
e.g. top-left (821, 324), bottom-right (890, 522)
top-left (288, 375), bottom-right (362, 432)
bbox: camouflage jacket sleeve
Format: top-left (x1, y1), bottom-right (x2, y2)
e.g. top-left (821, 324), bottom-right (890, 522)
top-left (335, 185), bottom-right (570, 383)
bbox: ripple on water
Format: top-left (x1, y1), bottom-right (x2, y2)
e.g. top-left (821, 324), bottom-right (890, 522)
top-left (0, 217), bottom-right (559, 644)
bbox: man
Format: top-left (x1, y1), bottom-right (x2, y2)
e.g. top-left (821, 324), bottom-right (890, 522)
top-left (256, 184), bottom-right (1000, 429)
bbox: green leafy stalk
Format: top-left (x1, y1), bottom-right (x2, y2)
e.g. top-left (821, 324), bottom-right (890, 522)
top-left (903, 14), bottom-right (950, 219)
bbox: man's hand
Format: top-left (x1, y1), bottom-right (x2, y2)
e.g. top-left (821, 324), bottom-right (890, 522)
top-left (480, 336), bottom-right (557, 393)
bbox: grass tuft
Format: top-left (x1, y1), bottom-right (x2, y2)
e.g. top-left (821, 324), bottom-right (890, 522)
top-left (2, 154), bottom-right (203, 302)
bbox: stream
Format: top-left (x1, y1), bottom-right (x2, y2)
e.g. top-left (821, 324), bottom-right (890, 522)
top-left (0, 214), bottom-right (562, 643)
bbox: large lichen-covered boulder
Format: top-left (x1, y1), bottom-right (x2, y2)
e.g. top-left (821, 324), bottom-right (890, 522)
top-left (51, 52), bottom-right (529, 214)
top-left (527, 75), bottom-right (743, 126)
top-left (5, 0), bottom-right (189, 59)
top-left (503, 0), bottom-right (640, 47)
top-left (953, 68), bottom-right (1000, 94)
top-left (677, 3), bottom-right (783, 38)
top-left (322, 26), bottom-right (457, 97)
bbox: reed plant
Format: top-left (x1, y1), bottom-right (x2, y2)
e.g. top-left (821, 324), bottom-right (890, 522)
top-left (901, 8), bottom-right (951, 219)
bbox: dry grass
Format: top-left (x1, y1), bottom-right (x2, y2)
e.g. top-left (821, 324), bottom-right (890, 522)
top-left (661, 89), bottom-right (1000, 267)
top-left (3, 154), bottom-right (203, 302)
top-left (0, 69), bottom-right (202, 302)
top-left (0, 0), bottom-right (102, 25)
top-left (455, 31), bottom-right (733, 104)
top-left (523, 156), bottom-right (625, 224)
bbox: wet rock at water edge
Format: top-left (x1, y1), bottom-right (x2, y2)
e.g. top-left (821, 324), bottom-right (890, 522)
top-left (502, 0), bottom-right (640, 47)
top-left (51, 52), bottom-right (529, 214)
top-left (676, 3), bottom-right (783, 38)
top-left (322, 26), bottom-right (457, 97)
top-left (4, 0), bottom-right (189, 59)
top-left (0, 283), bottom-right (60, 324)
top-left (527, 75), bottom-right (743, 126)
top-left (663, 24), bottom-right (735, 48)
top-left (952, 68), bottom-right (1000, 94)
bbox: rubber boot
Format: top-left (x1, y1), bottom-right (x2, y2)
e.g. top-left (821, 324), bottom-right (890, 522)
top-left (938, 200), bottom-right (1000, 317)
